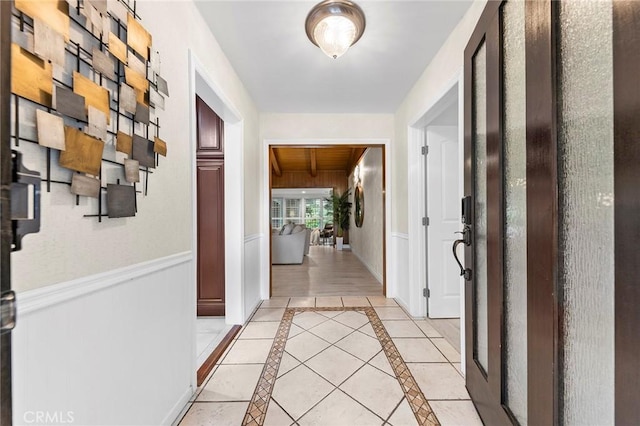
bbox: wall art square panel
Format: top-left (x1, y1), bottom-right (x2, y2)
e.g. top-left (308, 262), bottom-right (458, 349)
top-left (92, 47), bottom-right (115, 80)
top-left (153, 137), bottom-right (167, 157)
top-left (12, 27), bottom-right (34, 54)
top-left (54, 86), bottom-right (86, 121)
top-left (149, 89), bottom-right (164, 110)
top-left (156, 75), bottom-right (169, 97)
top-left (131, 135), bottom-right (155, 168)
top-left (88, 0), bottom-right (107, 15)
top-left (125, 66), bottom-right (149, 93)
top-left (33, 19), bottom-right (66, 67)
top-left (101, 15), bottom-right (110, 43)
top-left (150, 49), bottom-right (160, 74)
top-left (127, 50), bottom-right (146, 76)
top-left (81, 3), bottom-right (103, 38)
top-left (35, 110), bottom-right (66, 150)
top-left (59, 126), bottom-right (105, 176)
top-left (107, 0), bottom-right (129, 24)
top-left (11, 43), bottom-right (53, 107)
top-left (116, 131), bottom-right (133, 156)
top-left (70, 173), bottom-right (101, 198)
top-left (73, 71), bottom-right (110, 124)
top-left (15, 0), bottom-right (70, 41)
top-left (108, 32), bottom-right (128, 64)
top-left (135, 88), bottom-right (147, 106)
top-left (124, 159), bottom-right (140, 183)
top-left (119, 83), bottom-right (137, 114)
top-left (87, 105), bottom-right (107, 142)
top-left (107, 184), bottom-right (136, 218)
top-left (127, 14), bottom-right (151, 59)
top-left (134, 102), bottom-right (149, 124)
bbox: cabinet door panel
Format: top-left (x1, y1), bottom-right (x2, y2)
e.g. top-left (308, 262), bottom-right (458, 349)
top-left (197, 160), bottom-right (225, 316)
top-left (196, 96), bottom-right (224, 157)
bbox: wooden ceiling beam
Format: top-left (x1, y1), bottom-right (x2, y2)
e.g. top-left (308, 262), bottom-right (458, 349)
top-left (270, 147), bottom-right (282, 177)
top-left (310, 148), bottom-right (317, 177)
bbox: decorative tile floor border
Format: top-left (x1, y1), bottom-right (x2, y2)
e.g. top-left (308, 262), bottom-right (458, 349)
top-left (242, 307), bottom-right (440, 426)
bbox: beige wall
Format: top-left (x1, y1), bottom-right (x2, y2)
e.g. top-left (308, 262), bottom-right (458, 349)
top-left (260, 113), bottom-right (393, 237)
top-left (12, 1), bottom-right (259, 291)
top-left (392, 0), bottom-right (486, 233)
top-left (348, 148), bottom-right (384, 282)
top-left (260, 113), bottom-right (394, 141)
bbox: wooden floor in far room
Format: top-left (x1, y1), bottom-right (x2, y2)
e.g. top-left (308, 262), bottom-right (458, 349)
top-left (272, 245), bottom-right (383, 297)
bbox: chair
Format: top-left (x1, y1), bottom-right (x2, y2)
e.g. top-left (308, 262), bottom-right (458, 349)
top-left (320, 223), bottom-right (333, 246)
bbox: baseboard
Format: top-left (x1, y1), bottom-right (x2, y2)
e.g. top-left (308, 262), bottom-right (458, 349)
top-left (391, 232), bottom-right (409, 240)
top-left (163, 386), bottom-right (194, 426)
top-left (395, 297), bottom-right (412, 317)
top-left (17, 251), bottom-right (193, 316)
top-left (197, 325), bottom-right (242, 386)
top-left (390, 233), bottom-right (410, 308)
top-left (244, 233), bottom-right (263, 243)
top-left (351, 249), bottom-right (383, 284)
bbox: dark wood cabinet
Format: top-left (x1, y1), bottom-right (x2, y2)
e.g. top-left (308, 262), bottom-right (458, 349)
top-left (196, 97), bottom-right (225, 316)
top-left (196, 95), bottom-right (224, 158)
top-left (196, 160), bottom-right (225, 316)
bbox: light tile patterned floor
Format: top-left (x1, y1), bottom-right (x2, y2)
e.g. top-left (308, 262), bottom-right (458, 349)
top-left (196, 317), bottom-right (231, 367)
top-left (176, 297), bottom-right (482, 426)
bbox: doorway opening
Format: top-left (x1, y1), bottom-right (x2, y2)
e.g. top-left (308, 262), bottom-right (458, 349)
top-left (266, 144), bottom-right (388, 299)
top-left (189, 54), bottom-right (244, 387)
top-left (408, 74), bottom-right (464, 366)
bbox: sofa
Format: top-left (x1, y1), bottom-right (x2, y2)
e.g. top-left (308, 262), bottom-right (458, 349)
top-left (272, 224), bottom-right (311, 264)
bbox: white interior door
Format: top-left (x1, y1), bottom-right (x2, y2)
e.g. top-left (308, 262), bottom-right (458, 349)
top-left (426, 125), bottom-right (460, 318)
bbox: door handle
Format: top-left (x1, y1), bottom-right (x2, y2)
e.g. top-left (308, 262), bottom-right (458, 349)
top-left (452, 226), bottom-right (472, 281)
top-left (0, 291), bottom-right (17, 334)
top-left (11, 150), bottom-right (41, 251)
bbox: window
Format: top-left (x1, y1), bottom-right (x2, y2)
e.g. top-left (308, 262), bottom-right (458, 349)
top-left (271, 193), bottom-right (333, 231)
top-left (271, 198), bottom-right (283, 229)
top-left (323, 198), bottom-right (334, 226)
top-left (285, 199), bottom-right (302, 222)
top-left (305, 199), bottom-right (321, 228)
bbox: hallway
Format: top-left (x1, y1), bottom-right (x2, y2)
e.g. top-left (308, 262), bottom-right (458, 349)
top-left (272, 246), bottom-right (383, 297)
top-left (175, 297), bottom-right (480, 426)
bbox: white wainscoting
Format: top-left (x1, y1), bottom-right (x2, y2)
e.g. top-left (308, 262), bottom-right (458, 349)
top-left (13, 252), bottom-right (195, 426)
top-left (390, 233), bottom-right (411, 313)
top-left (244, 234), bottom-right (263, 321)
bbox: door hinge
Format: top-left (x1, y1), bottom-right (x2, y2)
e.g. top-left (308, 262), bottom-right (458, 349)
top-left (421, 146), bottom-right (429, 155)
top-left (422, 217), bottom-right (429, 226)
top-left (423, 288), bottom-right (430, 298)
top-left (1, 291), bottom-right (17, 334)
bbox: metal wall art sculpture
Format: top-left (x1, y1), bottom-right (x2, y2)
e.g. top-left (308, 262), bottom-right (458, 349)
top-left (10, 0), bottom-right (171, 221)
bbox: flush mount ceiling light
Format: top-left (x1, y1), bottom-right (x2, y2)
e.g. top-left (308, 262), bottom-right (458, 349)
top-left (305, 0), bottom-right (366, 59)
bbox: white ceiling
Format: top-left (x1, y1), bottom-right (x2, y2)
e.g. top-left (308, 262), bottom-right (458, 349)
top-left (194, 1), bottom-right (472, 113)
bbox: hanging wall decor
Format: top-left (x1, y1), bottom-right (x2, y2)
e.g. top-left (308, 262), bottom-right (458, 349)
top-left (10, 0), bottom-right (171, 221)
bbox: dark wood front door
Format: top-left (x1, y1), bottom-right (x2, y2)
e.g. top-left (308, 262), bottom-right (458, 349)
top-left (196, 97), bottom-right (225, 316)
top-left (463, 1), bottom-right (640, 424)
top-left (463, 3), bottom-right (511, 424)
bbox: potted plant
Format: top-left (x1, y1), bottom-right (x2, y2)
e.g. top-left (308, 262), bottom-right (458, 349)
top-left (327, 189), bottom-right (351, 250)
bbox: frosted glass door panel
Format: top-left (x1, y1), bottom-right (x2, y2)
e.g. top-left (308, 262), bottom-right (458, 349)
top-left (558, 1), bottom-right (614, 424)
top-left (502, 1), bottom-right (527, 423)
top-left (473, 41), bottom-right (488, 373)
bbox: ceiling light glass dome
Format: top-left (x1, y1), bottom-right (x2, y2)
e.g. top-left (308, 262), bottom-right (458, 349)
top-left (305, 1), bottom-right (366, 59)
